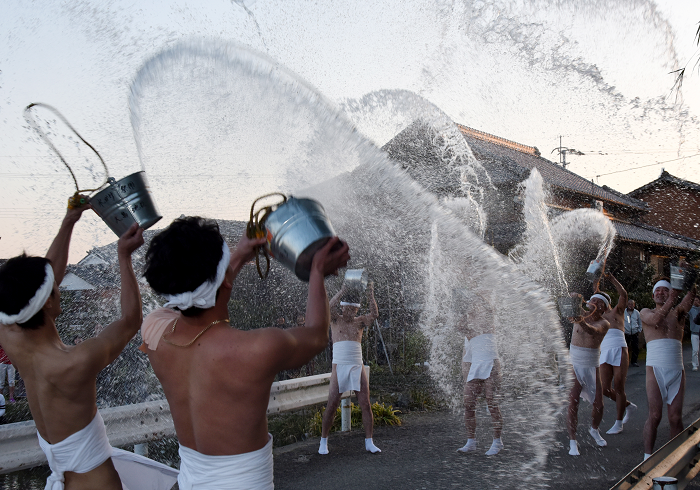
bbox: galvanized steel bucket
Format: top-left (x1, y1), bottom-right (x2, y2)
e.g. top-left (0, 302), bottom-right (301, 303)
top-left (344, 269), bottom-right (368, 291)
top-left (254, 195), bottom-right (336, 282)
top-left (586, 259), bottom-right (603, 284)
top-left (670, 264), bottom-right (698, 290)
top-left (90, 172), bottom-right (162, 237)
top-left (558, 296), bottom-right (583, 319)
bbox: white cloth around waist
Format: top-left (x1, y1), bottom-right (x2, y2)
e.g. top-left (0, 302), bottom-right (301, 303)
top-left (646, 339), bottom-right (683, 370)
top-left (178, 434), bottom-right (273, 490)
top-left (333, 340), bottom-right (364, 393)
top-left (463, 334), bottom-right (498, 382)
top-left (569, 345), bottom-right (600, 404)
top-left (38, 411), bottom-right (178, 490)
top-left (600, 329), bottom-right (627, 366)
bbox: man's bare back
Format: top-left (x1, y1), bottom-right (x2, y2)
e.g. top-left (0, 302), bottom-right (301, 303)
top-left (0, 205), bottom-right (145, 489)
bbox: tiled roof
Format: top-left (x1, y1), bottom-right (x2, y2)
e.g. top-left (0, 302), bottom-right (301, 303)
top-left (613, 220), bottom-right (700, 252)
top-left (457, 125), bottom-right (648, 211)
top-left (628, 170), bottom-right (700, 196)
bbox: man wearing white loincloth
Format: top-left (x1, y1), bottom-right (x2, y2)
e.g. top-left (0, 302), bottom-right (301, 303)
top-left (0, 199), bottom-right (177, 490)
top-left (454, 290), bottom-right (504, 456)
top-left (566, 293), bottom-right (610, 456)
top-left (641, 278), bottom-right (697, 461)
top-left (319, 280), bottom-right (379, 455)
top-left (594, 271), bottom-right (637, 435)
top-left (140, 217), bottom-right (349, 489)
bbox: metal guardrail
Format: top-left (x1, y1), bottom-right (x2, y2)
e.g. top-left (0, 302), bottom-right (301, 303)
top-left (0, 367), bottom-right (368, 475)
top-left (611, 416), bottom-right (700, 490)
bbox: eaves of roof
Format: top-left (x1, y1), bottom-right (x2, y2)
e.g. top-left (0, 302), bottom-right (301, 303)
top-left (457, 125), bottom-right (648, 211)
top-left (628, 170), bottom-right (700, 196)
top-left (612, 220), bottom-right (700, 252)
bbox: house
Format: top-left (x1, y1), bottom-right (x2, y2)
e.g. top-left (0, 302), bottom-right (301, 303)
top-left (628, 170), bottom-right (700, 241)
top-left (382, 121), bottom-right (700, 291)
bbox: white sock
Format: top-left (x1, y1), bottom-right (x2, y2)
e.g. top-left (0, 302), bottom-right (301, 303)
top-left (318, 437), bottom-right (329, 455)
top-left (365, 438), bottom-right (381, 453)
top-left (644, 453), bottom-right (651, 461)
top-left (569, 439), bottom-right (580, 456)
top-left (606, 420), bottom-right (623, 434)
top-left (622, 402), bottom-right (637, 424)
top-left (485, 438), bottom-right (503, 456)
top-left (457, 438), bottom-right (477, 453)
top-left (589, 427), bottom-right (607, 447)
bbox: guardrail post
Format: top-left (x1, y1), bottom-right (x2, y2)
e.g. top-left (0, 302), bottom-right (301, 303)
top-left (134, 443), bottom-right (148, 457)
top-left (341, 398), bottom-right (351, 432)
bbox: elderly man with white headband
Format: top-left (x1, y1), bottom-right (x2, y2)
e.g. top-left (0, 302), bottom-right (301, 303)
top-left (566, 292), bottom-right (610, 456)
top-left (641, 277), bottom-right (697, 461)
top-left (319, 278), bottom-right (379, 455)
top-left (140, 216), bottom-right (349, 489)
top-left (593, 271), bottom-right (638, 435)
top-left (0, 201), bottom-right (178, 490)
top-left (452, 289), bottom-right (504, 457)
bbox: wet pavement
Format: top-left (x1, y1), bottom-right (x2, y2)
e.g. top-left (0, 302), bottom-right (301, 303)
top-left (273, 344), bottom-right (700, 489)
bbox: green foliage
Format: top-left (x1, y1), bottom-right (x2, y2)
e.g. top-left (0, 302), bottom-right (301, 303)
top-left (267, 410), bottom-right (317, 447)
top-left (2, 397), bottom-right (32, 423)
top-left (309, 402), bottom-right (402, 436)
top-left (408, 388), bottom-right (437, 411)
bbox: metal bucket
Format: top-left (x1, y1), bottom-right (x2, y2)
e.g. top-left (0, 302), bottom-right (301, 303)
top-left (344, 269), bottom-right (368, 291)
top-left (586, 259), bottom-right (603, 284)
top-left (264, 196), bottom-right (336, 282)
top-left (90, 171), bottom-right (162, 237)
top-left (670, 265), bottom-right (698, 290)
top-left (652, 476), bottom-right (678, 490)
top-left (558, 296), bottom-right (583, 319)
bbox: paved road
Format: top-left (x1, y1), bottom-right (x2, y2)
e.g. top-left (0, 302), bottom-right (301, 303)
top-left (273, 344), bottom-right (700, 489)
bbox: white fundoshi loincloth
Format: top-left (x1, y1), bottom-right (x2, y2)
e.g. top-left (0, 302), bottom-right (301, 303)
top-left (646, 339), bottom-right (684, 406)
top-left (600, 329), bottom-right (628, 367)
top-left (177, 434), bottom-right (274, 490)
top-left (332, 341), bottom-right (363, 393)
top-left (37, 411), bottom-right (178, 490)
top-left (570, 345), bottom-right (600, 404)
top-left (462, 334), bottom-right (498, 382)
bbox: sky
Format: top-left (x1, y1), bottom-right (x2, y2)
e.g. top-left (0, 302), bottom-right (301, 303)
top-left (1, 0), bottom-right (700, 262)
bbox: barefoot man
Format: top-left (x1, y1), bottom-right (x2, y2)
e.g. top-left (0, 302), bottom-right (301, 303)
top-left (595, 272), bottom-right (637, 435)
top-left (641, 278), bottom-right (697, 460)
top-left (141, 217), bottom-right (349, 488)
top-left (319, 280), bottom-right (380, 455)
top-left (454, 290), bottom-right (504, 456)
top-left (567, 293), bottom-right (610, 456)
top-left (0, 201), bottom-right (177, 490)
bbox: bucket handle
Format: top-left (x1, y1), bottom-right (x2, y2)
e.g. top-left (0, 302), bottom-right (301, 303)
top-left (24, 103), bottom-right (110, 199)
top-left (246, 192), bottom-right (287, 279)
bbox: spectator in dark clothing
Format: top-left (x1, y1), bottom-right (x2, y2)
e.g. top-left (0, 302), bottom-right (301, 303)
top-left (624, 300), bottom-right (642, 367)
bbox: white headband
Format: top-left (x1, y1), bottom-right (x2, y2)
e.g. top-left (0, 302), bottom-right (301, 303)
top-left (653, 280), bottom-right (672, 294)
top-left (340, 301), bottom-right (361, 308)
top-left (163, 241), bottom-right (231, 310)
top-left (0, 263), bottom-right (54, 325)
top-left (589, 293), bottom-right (610, 309)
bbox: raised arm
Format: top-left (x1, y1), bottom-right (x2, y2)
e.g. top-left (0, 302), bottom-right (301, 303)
top-left (574, 314), bottom-right (609, 337)
top-left (268, 238), bottom-right (350, 372)
top-left (604, 272), bottom-right (628, 313)
top-left (329, 283), bottom-right (347, 321)
top-left (677, 285), bottom-right (697, 317)
top-left (641, 289), bottom-right (680, 329)
top-left (45, 199), bottom-right (91, 285)
top-left (229, 233), bottom-right (268, 280)
top-left (78, 224), bottom-right (144, 374)
top-left (357, 281), bottom-right (379, 327)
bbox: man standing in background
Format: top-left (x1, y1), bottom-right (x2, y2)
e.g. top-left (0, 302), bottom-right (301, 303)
top-left (690, 297), bottom-right (700, 372)
top-left (0, 345), bottom-right (15, 403)
top-left (624, 300), bottom-right (642, 368)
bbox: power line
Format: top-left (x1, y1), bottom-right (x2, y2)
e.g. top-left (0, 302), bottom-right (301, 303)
top-left (596, 153), bottom-right (700, 178)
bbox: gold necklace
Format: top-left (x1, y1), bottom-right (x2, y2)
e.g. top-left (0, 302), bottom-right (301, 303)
top-left (161, 318), bottom-right (230, 347)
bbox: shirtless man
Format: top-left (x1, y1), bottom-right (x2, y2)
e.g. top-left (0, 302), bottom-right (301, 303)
top-left (140, 216), bottom-right (349, 488)
top-left (0, 203), bottom-right (175, 489)
top-left (595, 272), bottom-right (637, 434)
top-left (454, 290), bottom-right (504, 456)
top-left (567, 293), bottom-right (610, 456)
top-left (641, 278), bottom-right (697, 460)
top-left (318, 280), bottom-right (379, 455)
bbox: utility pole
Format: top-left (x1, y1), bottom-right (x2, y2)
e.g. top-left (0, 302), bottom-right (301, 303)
top-left (551, 136), bottom-right (584, 169)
